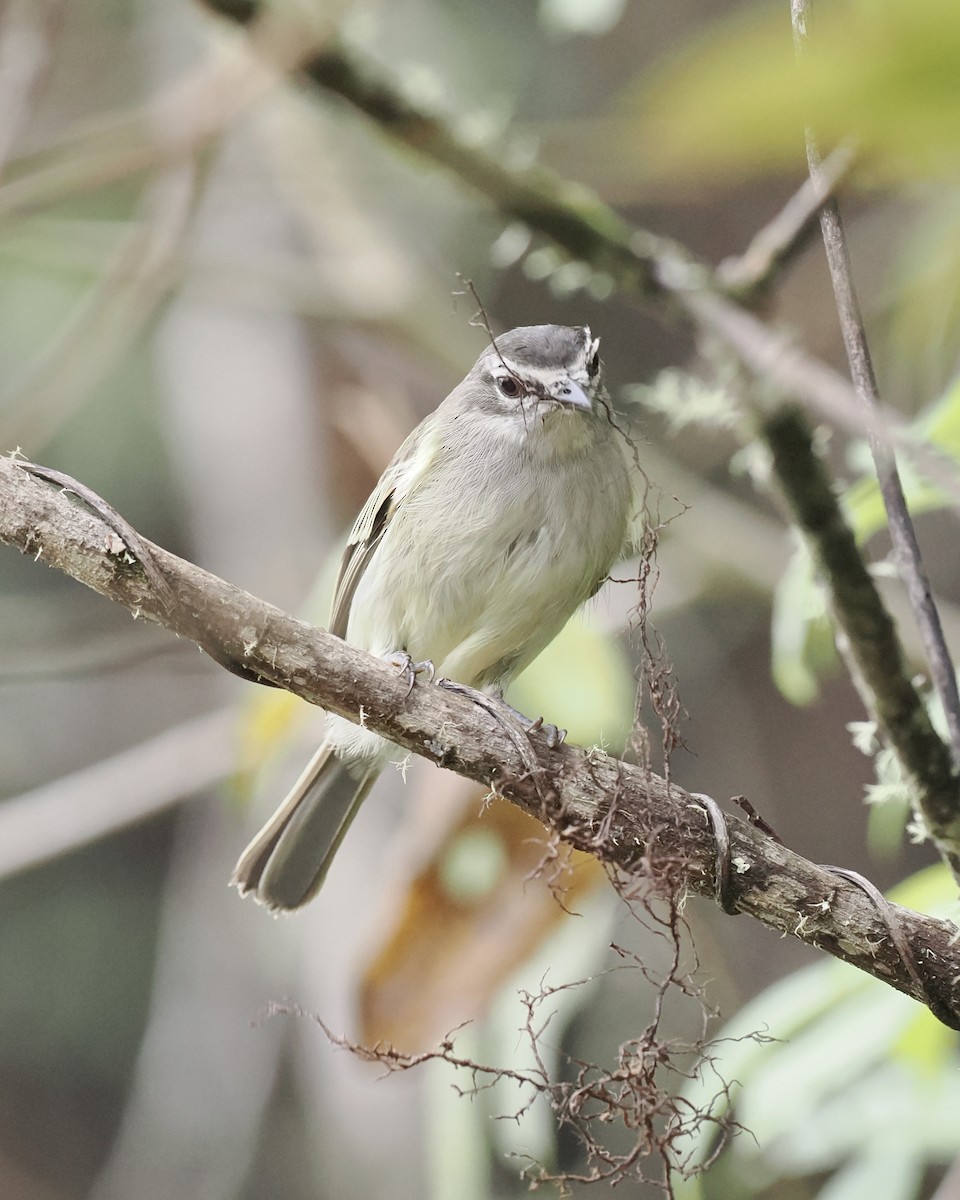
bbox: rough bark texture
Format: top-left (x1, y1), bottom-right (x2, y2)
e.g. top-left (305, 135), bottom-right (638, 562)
top-left (2, 455), bottom-right (959, 1025)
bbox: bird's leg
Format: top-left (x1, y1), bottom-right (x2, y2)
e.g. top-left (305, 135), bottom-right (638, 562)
top-left (436, 679), bottom-right (547, 789)
top-left (385, 651), bottom-right (435, 697)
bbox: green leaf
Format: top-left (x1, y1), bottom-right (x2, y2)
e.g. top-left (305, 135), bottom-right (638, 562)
top-left (771, 1061), bottom-right (960, 1173)
top-left (816, 1150), bottom-right (923, 1200)
top-left (678, 864), bottom-right (958, 1186)
top-left (736, 989), bottom-right (918, 1148)
top-left (885, 202), bottom-right (960, 387)
top-left (864, 788), bottom-right (912, 858)
top-left (916, 371), bottom-right (960, 454)
top-left (674, 957), bottom-right (867, 1176)
top-left (886, 861), bottom-right (953, 910)
top-left (770, 541), bottom-right (836, 704)
top-left (539, 0), bottom-right (627, 37)
top-left (892, 1002), bottom-right (957, 1078)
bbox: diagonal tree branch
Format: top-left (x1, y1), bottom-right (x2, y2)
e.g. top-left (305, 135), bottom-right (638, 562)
top-left (2, 454), bottom-right (959, 1027)
top-left (762, 407), bottom-right (960, 878)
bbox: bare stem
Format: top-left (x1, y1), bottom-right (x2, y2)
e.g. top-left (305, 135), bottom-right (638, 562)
top-left (716, 144), bottom-right (853, 296)
top-left (816, 193), bottom-right (960, 766)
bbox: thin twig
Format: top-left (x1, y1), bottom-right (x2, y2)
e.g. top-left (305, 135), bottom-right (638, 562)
top-left (716, 144), bottom-right (854, 295)
top-left (792, 0), bottom-right (960, 779)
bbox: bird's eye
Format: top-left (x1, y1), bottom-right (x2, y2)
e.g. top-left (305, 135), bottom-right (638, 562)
top-left (496, 374), bottom-right (524, 399)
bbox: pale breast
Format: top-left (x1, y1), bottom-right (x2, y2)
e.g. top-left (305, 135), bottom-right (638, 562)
top-left (345, 406), bottom-right (631, 689)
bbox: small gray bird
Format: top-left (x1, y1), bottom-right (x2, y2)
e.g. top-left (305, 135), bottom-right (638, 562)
top-left (232, 324), bottom-right (634, 911)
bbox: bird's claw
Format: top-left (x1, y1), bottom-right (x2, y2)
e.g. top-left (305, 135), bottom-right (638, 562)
top-left (513, 712), bottom-right (566, 750)
top-left (386, 652), bottom-right (435, 697)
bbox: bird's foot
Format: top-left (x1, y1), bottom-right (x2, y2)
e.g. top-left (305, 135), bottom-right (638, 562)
top-left (386, 651), bottom-right (435, 697)
top-left (437, 680), bottom-right (564, 753)
top-left (437, 680), bottom-right (562, 802)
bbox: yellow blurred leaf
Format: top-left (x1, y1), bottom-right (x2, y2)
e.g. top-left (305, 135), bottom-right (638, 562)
top-left (235, 686), bottom-right (304, 783)
top-left (507, 612), bottom-right (634, 750)
top-left (635, 0), bottom-right (960, 186)
top-left (231, 550), bottom-right (343, 797)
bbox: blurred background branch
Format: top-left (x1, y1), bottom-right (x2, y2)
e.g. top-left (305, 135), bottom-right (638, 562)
top-left (0, 708), bottom-right (235, 880)
top-left (199, 0), bottom-right (960, 504)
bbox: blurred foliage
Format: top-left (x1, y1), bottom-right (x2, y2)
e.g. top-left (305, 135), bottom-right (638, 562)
top-left (769, 534), bottom-right (835, 706)
top-left (637, 0), bottom-right (960, 186)
top-left (539, 0), bottom-right (629, 38)
top-left (769, 375), bottom-right (960, 860)
top-left (676, 865), bottom-right (960, 1200)
top-left (884, 195), bottom-right (960, 403)
top-left (358, 799), bottom-right (606, 1051)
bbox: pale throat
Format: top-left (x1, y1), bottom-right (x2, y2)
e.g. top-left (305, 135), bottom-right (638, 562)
top-left (476, 402), bottom-right (597, 460)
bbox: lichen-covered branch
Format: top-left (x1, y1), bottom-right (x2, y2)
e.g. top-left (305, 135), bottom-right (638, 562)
top-left (2, 454), bottom-right (959, 1026)
top-left (761, 407), bottom-right (960, 876)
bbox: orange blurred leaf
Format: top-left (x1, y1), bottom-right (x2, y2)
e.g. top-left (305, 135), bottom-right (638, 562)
top-left (359, 791), bottom-right (604, 1052)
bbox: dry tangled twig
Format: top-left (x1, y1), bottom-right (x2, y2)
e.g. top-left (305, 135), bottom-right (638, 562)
top-left (268, 864), bottom-right (753, 1195)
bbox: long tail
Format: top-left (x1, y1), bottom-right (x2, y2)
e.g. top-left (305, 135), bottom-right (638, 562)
top-left (232, 743), bottom-right (379, 912)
